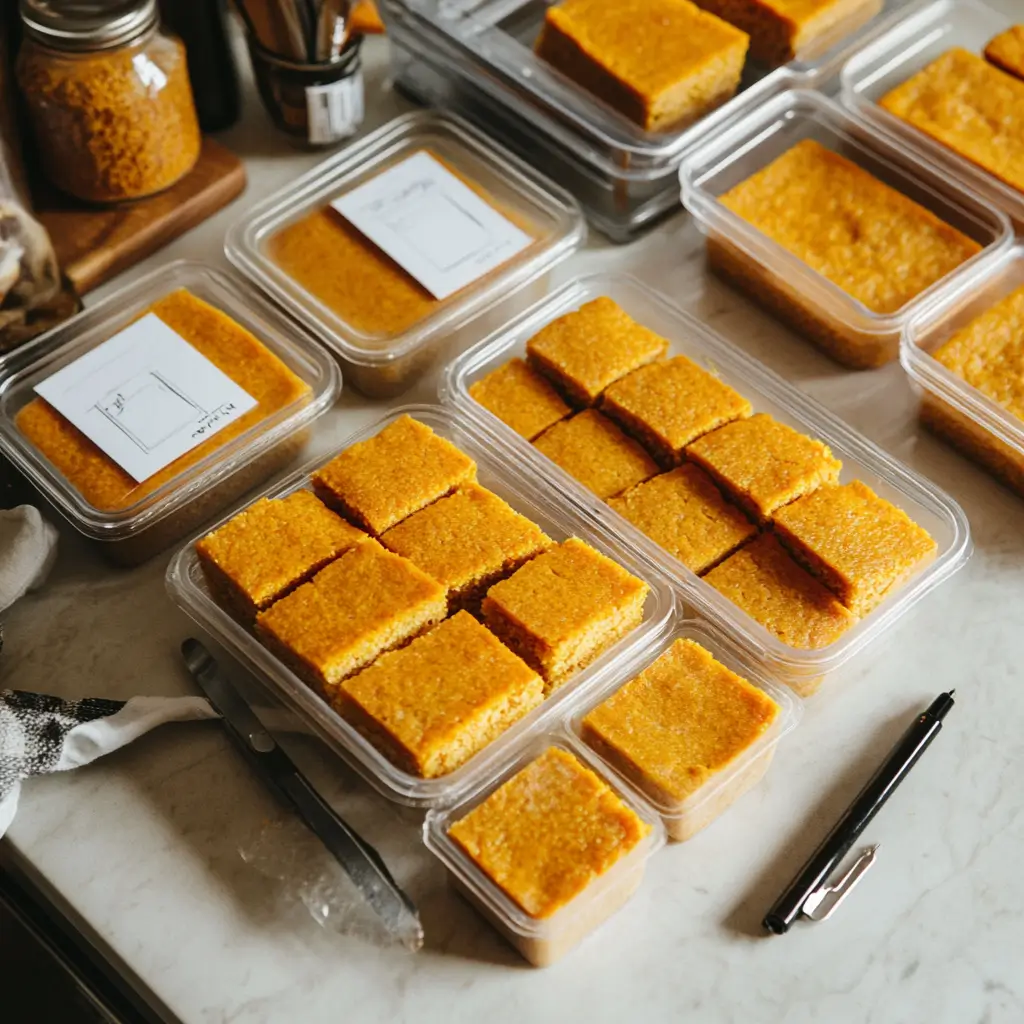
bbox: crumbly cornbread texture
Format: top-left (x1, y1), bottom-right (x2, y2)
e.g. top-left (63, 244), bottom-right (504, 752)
top-left (985, 26), bottom-right (1024, 80)
top-left (469, 358), bottom-right (572, 440)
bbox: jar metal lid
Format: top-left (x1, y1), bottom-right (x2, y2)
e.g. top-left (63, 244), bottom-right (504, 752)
top-left (20, 0), bottom-right (158, 51)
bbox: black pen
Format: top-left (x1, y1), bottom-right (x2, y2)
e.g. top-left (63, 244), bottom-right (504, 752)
top-left (764, 690), bottom-right (955, 935)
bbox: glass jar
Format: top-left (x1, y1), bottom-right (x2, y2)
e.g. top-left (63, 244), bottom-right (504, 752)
top-left (16, 0), bottom-right (201, 204)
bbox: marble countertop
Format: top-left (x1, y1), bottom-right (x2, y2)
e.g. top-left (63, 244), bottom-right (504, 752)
top-left (4, 17), bottom-right (1024, 1024)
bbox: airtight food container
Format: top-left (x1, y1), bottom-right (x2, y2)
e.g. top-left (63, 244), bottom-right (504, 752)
top-left (225, 110), bottom-right (584, 399)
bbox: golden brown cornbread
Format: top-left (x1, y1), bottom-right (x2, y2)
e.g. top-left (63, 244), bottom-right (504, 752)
top-left (533, 410), bottom-right (660, 500)
top-left (196, 491), bottom-right (368, 621)
top-left (879, 48), bottom-right (1024, 196)
top-left (526, 297), bottom-right (670, 406)
top-left (469, 358), bottom-right (572, 441)
top-left (482, 538), bottom-right (649, 691)
top-left (608, 465), bottom-right (757, 575)
top-left (380, 483), bottom-right (552, 610)
top-left (535, 0), bottom-right (749, 131)
top-left (600, 355), bottom-right (752, 467)
top-left (335, 612), bottom-right (544, 778)
top-left (772, 481), bottom-right (937, 615)
top-left (448, 747), bottom-right (651, 919)
top-left (686, 413), bottom-right (841, 522)
top-left (581, 638), bottom-right (779, 839)
top-left (704, 534), bottom-right (857, 653)
top-left (985, 26), bottom-right (1024, 80)
top-left (312, 415), bottom-right (477, 535)
top-left (255, 539), bottom-right (446, 695)
top-left (15, 289), bottom-right (311, 513)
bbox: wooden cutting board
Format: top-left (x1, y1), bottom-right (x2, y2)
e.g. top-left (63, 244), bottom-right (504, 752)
top-left (33, 137), bottom-right (246, 295)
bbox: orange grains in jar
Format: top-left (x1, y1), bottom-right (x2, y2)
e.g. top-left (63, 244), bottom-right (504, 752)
top-left (16, 0), bottom-right (201, 204)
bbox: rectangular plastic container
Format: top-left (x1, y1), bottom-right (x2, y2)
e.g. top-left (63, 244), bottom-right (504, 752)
top-left (166, 404), bottom-right (676, 808)
top-left (442, 274), bottom-right (973, 695)
top-left (841, 0), bottom-right (1024, 229)
top-left (566, 622), bottom-right (800, 842)
top-left (385, 0), bottom-right (919, 242)
top-left (903, 243), bottom-right (1024, 497)
top-left (225, 111), bottom-right (584, 399)
top-left (0, 260), bottom-right (340, 566)
top-left (680, 89), bottom-right (1012, 369)
top-left (422, 733), bottom-right (665, 967)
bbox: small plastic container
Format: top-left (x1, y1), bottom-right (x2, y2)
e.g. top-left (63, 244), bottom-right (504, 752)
top-left (225, 110), bottom-right (584, 399)
top-left (385, 0), bottom-right (919, 241)
top-left (165, 404), bottom-right (676, 808)
top-left (567, 622), bottom-right (800, 843)
top-left (442, 274), bottom-right (972, 695)
top-left (903, 244), bottom-right (1024, 498)
top-left (422, 734), bottom-right (665, 967)
top-left (841, 0), bottom-right (1024, 229)
top-left (680, 88), bottom-right (1012, 369)
top-left (0, 260), bottom-right (339, 566)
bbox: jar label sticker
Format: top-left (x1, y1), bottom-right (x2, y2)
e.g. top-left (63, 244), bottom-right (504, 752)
top-left (331, 150), bottom-right (533, 300)
top-left (306, 74), bottom-right (365, 145)
top-left (34, 313), bottom-right (258, 483)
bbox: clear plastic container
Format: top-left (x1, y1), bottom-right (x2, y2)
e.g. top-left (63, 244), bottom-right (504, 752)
top-left (225, 110), bottom-right (584, 399)
top-left (165, 404), bottom-right (676, 808)
top-left (680, 88), bottom-right (1012, 369)
top-left (385, 0), bottom-right (920, 241)
top-left (442, 274), bottom-right (973, 695)
top-left (0, 260), bottom-right (339, 566)
top-left (903, 243), bottom-right (1024, 498)
top-left (566, 622), bottom-right (801, 842)
top-left (841, 0), bottom-right (1024, 229)
top-left (422, 733), bottom-right (665, 967)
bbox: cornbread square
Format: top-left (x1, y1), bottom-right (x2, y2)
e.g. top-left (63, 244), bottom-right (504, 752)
top-left (879, 48), bottom-right (1024, 195)
top-left (600, 355), bottom-right (752, 467)
top-left (533, 410), bottom-right (660, 500)
top-left (312, 415), bottom-right (476, 535)
top-left (469, 358), bottom-right (572, 441)
top-left (686, 413), bottom-right (841, 522)
top-left (581, 638), bottom-right (780, 840)
top-left (380, 483), bottom-right (552, 611)
top-left (196, 491), bottom-right (368, 621)
top-left (773, 481), bottom-right (937, 615)
top-left (692, 0), bottom-right (882, 66)
top-left (985, 26), bottom-right (1024, 80)
top-left (536, 0), bottom-right (749, 131)
top-left (255, 539), bottom-right (446, 694)
top-left (482, 538), bottom-right (649, 691)
top-left (526, 297), bottom-right (669, 406)
top-left (336, 612), bottom-right (544, 778)
top-left (704, 534), bottom-right (856, 653)
top-left (608, 465), bottom-right (756, 575)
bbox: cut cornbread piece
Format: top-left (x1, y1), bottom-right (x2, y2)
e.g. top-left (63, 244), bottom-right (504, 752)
top-left (469, 358), bottom-right (572, 441)
top-left (879, 48), bottom-right (1024, 196)
top-left (600, 355), bottom-right (752, 467)
top-left (196, 491), bottom-right (368, 621)
top-left (535, 0), bottom-right (749, 131)
top-left (525, 297), bottom-right (669, 406)
top-left (335, 612), bottom-right (544, 778)
top-left (255, 539), bottom-right (447, 695)
top-left (691, 0), bottom-right (882, 66)
top-left (312, 415), bottom-right (476, 535)
top-left (533, 410), bottom-right (660, 500)
top-left (581, 638), bottom-right (780, 840)
top-left (686, 413), bottom-right (841, 522)
top-left (772, 481), bottom-right (936, 615)
top-left (482, 538), bottom-right (649, 691)
top-left (608, 465), bottom-right (757, 575)
top-left (985, 26), bottom-right (1024, 80)
top-left (380, 483), bottom-right (552, 611)
top-left (704, 534), bottom-right (857, 652)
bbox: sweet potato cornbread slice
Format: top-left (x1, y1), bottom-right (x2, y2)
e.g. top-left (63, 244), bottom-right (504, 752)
top-left (985, 26), bottom-right (1024, 80)
top-left (469, 358), bottom-right (572, 441)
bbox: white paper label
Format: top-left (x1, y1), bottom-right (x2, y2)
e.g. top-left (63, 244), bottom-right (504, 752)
top-left (306, 74), bottom-right (365, 145)
top-left (34, 313), bottom-right (258, 483)
top-left (331, 151), bottom-right (533, 300)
